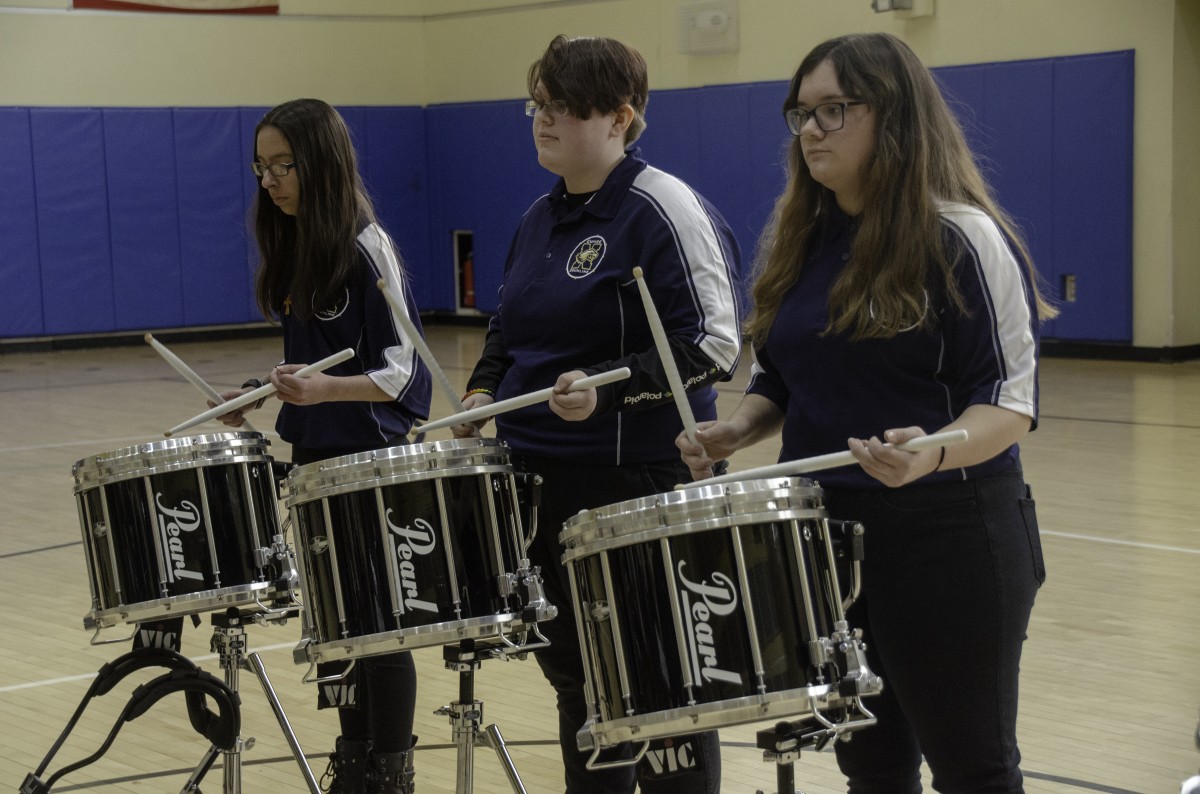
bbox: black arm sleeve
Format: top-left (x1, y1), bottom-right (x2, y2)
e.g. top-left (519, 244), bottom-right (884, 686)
top-left (464, 318), bottom-right (513, 395)
top-left (586, 337), bottom-right (727, 417)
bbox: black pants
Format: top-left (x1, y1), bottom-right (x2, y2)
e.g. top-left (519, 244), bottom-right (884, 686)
top-left (317, 653), bottom-right (417, 753)
top-left (824, 471), bottom-right (1045, 793)
top-left (515, 453), bottom-right (721, 794)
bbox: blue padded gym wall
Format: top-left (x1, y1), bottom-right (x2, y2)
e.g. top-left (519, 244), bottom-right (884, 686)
top-left (340, 106), bottom-right (431, 311)
top-left (174, 108), bottom-right (258, 327)
top-left (103, 108), bottom-right (185, 331)
top-left (0, 108), bottom-right (43, 337)
top-left (0, 50), bottom-right (1133, 343)
top-left (935, 50), bottom-right (1134, 342)
top-left (31, 108), bottom-right (115, 335)
top-left (424, 100), bottom-right (547, 313)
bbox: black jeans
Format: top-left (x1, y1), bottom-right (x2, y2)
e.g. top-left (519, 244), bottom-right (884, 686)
top-left (515, 453), bottom-right (722, 794)
top-left (824, 471), bottom-right (1045, 793)
top-left (317, 652), bottom-right (417, 753)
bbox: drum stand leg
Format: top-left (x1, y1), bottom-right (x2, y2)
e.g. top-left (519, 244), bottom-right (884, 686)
top-left (436, 640), bottom-right (528, 794)
top-left (181, 609), bottom-right (320, 794)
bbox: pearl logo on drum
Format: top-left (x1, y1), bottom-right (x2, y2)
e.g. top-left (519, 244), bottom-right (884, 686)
top-left (676, 560), bottom-right (744, 686)
top-left (385, 510), bottom-right (439, 615)
top-left (155, 492), bottom-right (204, 582)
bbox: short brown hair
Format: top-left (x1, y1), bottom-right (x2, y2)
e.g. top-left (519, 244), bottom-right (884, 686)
top-left (527, 34), bottom-right (649, 145)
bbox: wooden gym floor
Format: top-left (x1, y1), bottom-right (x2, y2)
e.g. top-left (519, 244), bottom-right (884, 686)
top-left (0, 325), bottom-right (1197, 793)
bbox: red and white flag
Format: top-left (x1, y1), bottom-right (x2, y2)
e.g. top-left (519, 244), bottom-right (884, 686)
top-left (73, 0), bottom-right (278, 13)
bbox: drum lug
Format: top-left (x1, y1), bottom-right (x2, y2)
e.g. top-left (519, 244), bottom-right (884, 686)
top-left (253, 533), bottom-right (292, 569)
top-left (523, 572), bottom-right (558, 623)
top-left (830, 623), bottom-right (883, 699)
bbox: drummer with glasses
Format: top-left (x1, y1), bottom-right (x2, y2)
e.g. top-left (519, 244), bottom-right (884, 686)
top-left (452, 34), bottom-right (742, 794)
top-left (216, 98), bottom-right (431, 794)
top-left (678, 33), bottom-right (1055, 793)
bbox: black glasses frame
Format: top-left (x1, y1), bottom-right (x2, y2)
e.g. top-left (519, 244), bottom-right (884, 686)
top-left (785, 101), bottom-right (868, 135)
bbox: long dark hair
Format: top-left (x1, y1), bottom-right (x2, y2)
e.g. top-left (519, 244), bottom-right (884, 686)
top-left (746, 33), bottom-right (1055, 345)
top-left (252, 98), bottom-right (378, 321)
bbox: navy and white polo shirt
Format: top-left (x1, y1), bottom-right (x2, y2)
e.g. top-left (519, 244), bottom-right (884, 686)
top-left (470, 151), bottom-right (743, 465)
top-left (277, 223), bottom-right (431, 451)
top-left (748, 201), bottom-right (1040, 488)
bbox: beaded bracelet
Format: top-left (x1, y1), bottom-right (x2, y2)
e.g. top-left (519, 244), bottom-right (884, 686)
top-left (462, 387), bottom-right (494, 401)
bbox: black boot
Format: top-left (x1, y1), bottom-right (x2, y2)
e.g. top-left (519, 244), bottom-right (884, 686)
top-left (320, 736), bottom-right (370, 793)
top-left (366, 737), bottom-right (416, 794)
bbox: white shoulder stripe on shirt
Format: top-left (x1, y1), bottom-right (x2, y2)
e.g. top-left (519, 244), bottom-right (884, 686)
top-left (630, 166), bottom-right (741, 374)
top-left (937, 202), bottom-right (1037, 420)
top-left (358, 223), bottom-right (421, 401)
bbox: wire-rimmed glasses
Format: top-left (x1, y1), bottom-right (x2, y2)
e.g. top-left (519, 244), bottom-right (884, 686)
top-left (524, 99), bottom-right (570, 118)
top-left (251, 162), bottom-right (296, 178)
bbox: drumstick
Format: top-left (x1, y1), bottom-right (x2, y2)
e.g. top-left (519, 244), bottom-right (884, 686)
top-left (165, 348), bottom-right (355, 437)
top-left (631, 267), bottom-right (701, 447)
top-left (416, 367), bottom-right (632, 434)
top-left (377, 278), bottom-right (465, 415)
top-left (145, 333), bottom-right (257, 433)
top-left (677, 429), bottom-right (970, 489)
top-left (631, 266), bottom-right (715, 479)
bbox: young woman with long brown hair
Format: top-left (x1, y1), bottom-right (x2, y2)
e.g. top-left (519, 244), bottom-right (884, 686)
top-left (679, 33), bottom-right (1054, 792)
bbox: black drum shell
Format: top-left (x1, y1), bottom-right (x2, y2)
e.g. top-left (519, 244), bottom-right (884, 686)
top-left (72, 432), bottom-right (284, 628)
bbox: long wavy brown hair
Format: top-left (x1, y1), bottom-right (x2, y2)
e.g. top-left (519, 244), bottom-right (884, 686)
top-left (745, 33), bottom-right (1056, 346)
top-left (252, 98), bottom-right (378, 322)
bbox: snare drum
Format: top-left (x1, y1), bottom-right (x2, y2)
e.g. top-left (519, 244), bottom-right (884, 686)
top-left (285, 437), bottom-right (550, 665)
top-left (73, 432), bottom-right (293, 630)
top-left (561, 477), bottom-right (882, 752)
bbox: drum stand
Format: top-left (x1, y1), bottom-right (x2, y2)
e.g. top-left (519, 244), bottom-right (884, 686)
top-left (755, 719), bottom-right (825, 794)
top-left (754, 704), bottom-right (874, 794)
top-left (436, 639), bottom-right (530, 794)
top-left (181, 608), bottom-right (320, 794)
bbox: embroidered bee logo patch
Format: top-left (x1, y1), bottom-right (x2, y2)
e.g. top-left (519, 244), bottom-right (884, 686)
top-left (566, 235), bottom-right (606, 279)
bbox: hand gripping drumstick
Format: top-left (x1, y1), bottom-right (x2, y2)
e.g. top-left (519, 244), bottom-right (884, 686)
top-left (145, 333), bottom-right (257, 434)
top-left (164, 348), bottom-right (355, 437)
top-left (377, 278), bottom-right (466, 416)
top-left (676, 429), bottom-right (969, 489)
top-left (631, 266), bottom-right (713, 474)
top-left (416, 367), bottom-right (632, 434)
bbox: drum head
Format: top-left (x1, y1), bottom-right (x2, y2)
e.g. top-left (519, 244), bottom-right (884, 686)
top-left (283, 436), bottom-right (511, 507)
top-left (72, 431), bottom-right (272, 493)
top-left (560, 477), bottom-right (826, 562)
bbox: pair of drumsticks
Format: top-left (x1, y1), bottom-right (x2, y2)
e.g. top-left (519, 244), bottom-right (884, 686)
top-left (156, 271), bottom-right (964, 481)
top-left (401, 268), bottom-right (964, 483)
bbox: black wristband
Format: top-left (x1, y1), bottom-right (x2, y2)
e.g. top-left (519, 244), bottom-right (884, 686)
top-left (241, 378), bottom-right (267, 410)
top-left (935, 446), bottom-right (946, 472)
